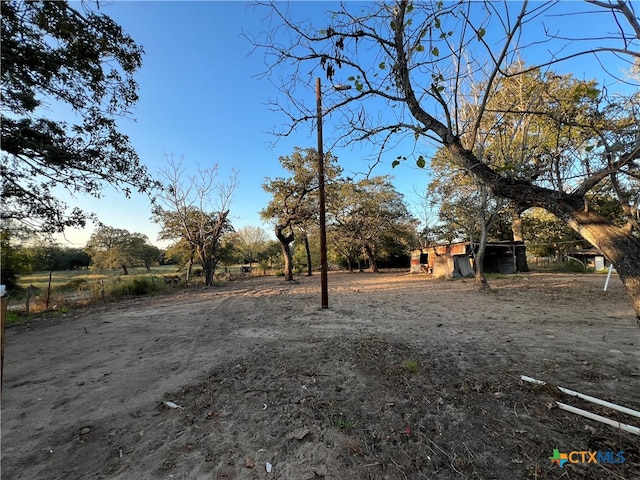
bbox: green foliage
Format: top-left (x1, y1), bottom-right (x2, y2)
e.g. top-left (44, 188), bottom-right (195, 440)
top-left (1, 1), bottom-right (155, 234)
top-left (261, 147), bottom-right (342, 280)
top-left (428, 148), bottom-right (508, 247)
top-left (228, 226), bottom-right (270, 266)
top-left (16, 269), bottom-right (108, 292)
top-left (254, 1), bottom-right (640, 302)
top-left (5, 311), bottom-right (25, 325)
top-left (585, 189), bottom-right (627, 228)
top-left (261, 148), bottom-right (341, 224)
top-left (331, 414), bottom-right (357, 431)
top-left (551, 260), bottom-right (590, 273)
top-left (401, 359), bottom-right (420, 373)
top-left (329, 176), bottom-right (417, 271)
top-left (107, 276), bottom-right (168, 297)
top-left (522, 208), bottom-right (584, 256)
top-left (8, 242), bottom-right (91, 273)
top-left (6, 266), bottom-right (185, 316)
top-left (292, 233), bottom-right (319, 272)
top-left (256, 2), bottom-right (640, 316)
top-left (257, 240), bottom-right (282, 269)
top-left (1, 229), bottom-right (31, 289)
top-left (85, 226), bottom-right (160, 274)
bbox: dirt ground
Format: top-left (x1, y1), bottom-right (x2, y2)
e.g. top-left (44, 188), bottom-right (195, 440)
top-left (1, 270), bottom-right (639, 480)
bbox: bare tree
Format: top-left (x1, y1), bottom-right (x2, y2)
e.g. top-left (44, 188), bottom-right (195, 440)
top-left (252, 0), bottom-right (640, 319)
top-left (154, 154), bottom-right (238, 286)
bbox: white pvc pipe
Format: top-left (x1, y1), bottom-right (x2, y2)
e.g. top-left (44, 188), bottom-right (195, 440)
top-left (556, 402), bottom-right (640, 436)
top-left (603, 263), bottom-right (614, 291)
top-left (520, 375), bottom-right (640, 419)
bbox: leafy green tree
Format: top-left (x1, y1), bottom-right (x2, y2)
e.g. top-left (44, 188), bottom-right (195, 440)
top-left (85, 227), bottom-right (158, 275)
top-left (257, 240), bottom-right (282, 274)
top-left (155, 207), bottom-right (234, 285)
top-left (522, 209), bottom-right (584, 258)
top-left (0, 228), bottom-right (32, 289)
top-left (292, 228), bottom-right (321, 275)
top-left (17, 242), bottom-right (91, 272)
top-left (133, 241), bottom-right (162, 271)
top-left (329, 176), bottom-right (417, 272)
top-left (261, 147), bottom-right (340, 281)
top-left (163, 238), bottom-right (196, 273)
top-left (213, 235), bottom-right (243, 273)
top-left (1, 1), bottom-right (155, 234)
top-left (254, 1), bottom-right (640, 318)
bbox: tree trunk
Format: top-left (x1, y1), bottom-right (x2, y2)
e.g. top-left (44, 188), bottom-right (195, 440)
top-left (121, 264), bottom-right (129, 275)
top-left (510, 205), bottom-right (529, 272)
top-left (562, 209), bottom-right (640, 320)
top-left (364, 245), bottom-right (379, 272)
top-left (197, 247), bottom-right (215, 287)
top-left (275, 225), bottom-right (295, 281)
top-left (185, 250), bottom-right (194, 286)
top-left (204, 256), bottom-right (215, 287)
top-left (473, 226), bottom-right (491, 290)
top-left (472, 187), bottom-right (491, 289)
top-left (511, 207), bottom-right (525, 242)
top-left (345, 256), bottom-right (352, 272)
top-left (281, 242), bottom-right (294, 281)
top-left (207, 210), bottom-right (229, 285)
top-left (303, 233), bottom-right (312, 276)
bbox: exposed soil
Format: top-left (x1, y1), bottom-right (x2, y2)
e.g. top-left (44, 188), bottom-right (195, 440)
top-left (2, 271), bottom-right (639, 480)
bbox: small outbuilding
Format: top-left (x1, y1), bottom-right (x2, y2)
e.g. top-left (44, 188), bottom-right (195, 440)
top-left (566, 248), bottom-right (608, 271)
top-left (410, 241), bottom-right (527, 278)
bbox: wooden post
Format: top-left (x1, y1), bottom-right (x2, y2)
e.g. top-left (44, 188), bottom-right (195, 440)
top-left (46, 271), bottom-right (52, 310)
top-left (1, 293), bottom-right (7, 390)
top-left (25, 285), bottom-right (32, 314)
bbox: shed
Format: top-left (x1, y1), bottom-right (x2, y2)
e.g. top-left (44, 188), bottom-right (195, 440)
top-left (410, 241), bottom-right (527, 278)
top-left (566, 249), bottom-right (608, 271)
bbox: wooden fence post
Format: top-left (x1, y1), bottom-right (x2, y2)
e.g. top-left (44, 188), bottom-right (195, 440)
top-left (1, 290), bottom-right (7, 391)
top-left (46, 271), bottom-right (52, 310)
top-left (25, 286), bottom-right (32, 314)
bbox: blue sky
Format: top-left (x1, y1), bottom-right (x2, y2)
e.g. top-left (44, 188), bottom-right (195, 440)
top-left (57, 0), bottom-right (421, 247)
top-left (53, 1), bottom-right (638, 247)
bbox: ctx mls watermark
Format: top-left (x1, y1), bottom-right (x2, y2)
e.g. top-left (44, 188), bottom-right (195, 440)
top-left (550, 448), bottom-right (626, 467)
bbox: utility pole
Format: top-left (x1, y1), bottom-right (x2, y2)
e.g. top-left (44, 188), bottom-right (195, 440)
top-left (316, 77), bottom-right (329, 309)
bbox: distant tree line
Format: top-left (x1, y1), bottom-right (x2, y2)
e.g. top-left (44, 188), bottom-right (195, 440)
top-left (1, 232), bottom-right (92, 288)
